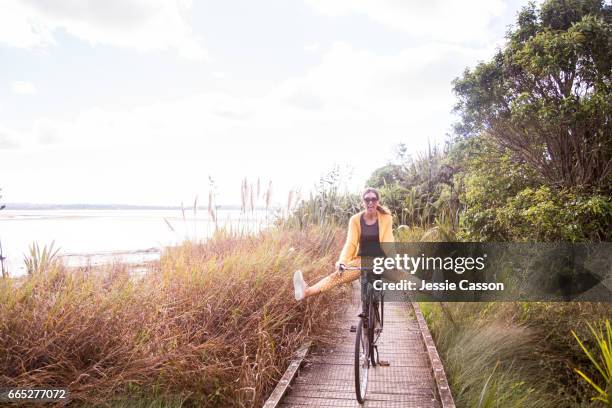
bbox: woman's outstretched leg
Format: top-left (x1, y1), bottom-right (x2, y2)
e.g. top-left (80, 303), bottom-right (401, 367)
top-left (294, 266), bottom-right (360, 301)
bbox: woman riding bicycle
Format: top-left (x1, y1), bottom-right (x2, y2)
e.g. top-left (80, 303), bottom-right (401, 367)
top-left (294, 187), bottom-right (394, 301)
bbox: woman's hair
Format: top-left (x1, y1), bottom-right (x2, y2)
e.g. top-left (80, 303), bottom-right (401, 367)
top-left (362, 187), bottom-right (390, 214)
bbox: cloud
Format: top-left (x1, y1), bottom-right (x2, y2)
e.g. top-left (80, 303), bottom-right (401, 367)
top-left (10, 81), bottom-right (37, 94)
top-left (34, 120), bottom-right (61, 144)
top-left (283, 88), bottom-right (324, 110)
top-left (0, 128), bottom-right (19, 149)
top-left (0, 0), bottom-right (207, 60)
top-left (305, 0), bottom-right (507, 44)
top-left (0, 41), bottom-right (495, 204)
top-left (212, 108), bottom-right (250, 120)
top-left (304, 43), bottom-right (320, 52)
top-left (270, 41), bottom-right (490, 120)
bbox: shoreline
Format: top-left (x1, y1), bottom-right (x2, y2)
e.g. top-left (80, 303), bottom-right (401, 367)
top-left (3, 247), bottom-right (163, 280)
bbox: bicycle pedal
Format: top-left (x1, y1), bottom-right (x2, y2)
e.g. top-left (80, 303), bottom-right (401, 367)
top-left (349, 325), bottom-right (356, 332)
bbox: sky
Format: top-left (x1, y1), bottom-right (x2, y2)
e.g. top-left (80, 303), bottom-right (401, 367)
top-left (0, 0), bottom-right (531, 206)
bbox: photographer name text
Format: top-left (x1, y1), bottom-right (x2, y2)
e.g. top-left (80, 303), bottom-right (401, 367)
top-left (373, 279), bottom-right (505, 291)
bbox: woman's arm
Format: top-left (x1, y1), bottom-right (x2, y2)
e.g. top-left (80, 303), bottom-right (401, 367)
top-left (338, 214), bottom-right (359, 266)
top-left (380, 213), bottom-right (396, 259)
top-left (381, 213), bottom-right (394, 243)
top-left (381, 213), bottom-right (401, 283)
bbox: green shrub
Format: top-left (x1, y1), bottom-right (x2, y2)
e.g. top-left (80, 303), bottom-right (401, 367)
top-left (23, 241), bottom-right (60, 275)
top-left (497, 187), bottom-right (612, 241)
top-left (457, 136), bottom-right (612, 242)
top-left (572, 319), bottom-right (612, 406)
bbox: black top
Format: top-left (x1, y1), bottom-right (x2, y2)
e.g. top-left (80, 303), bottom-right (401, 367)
top-left (358, 214), bottom-right (385, 258)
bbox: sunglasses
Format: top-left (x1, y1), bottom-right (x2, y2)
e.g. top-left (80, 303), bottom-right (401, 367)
top-left (363, 197), bottom-right (378, 204)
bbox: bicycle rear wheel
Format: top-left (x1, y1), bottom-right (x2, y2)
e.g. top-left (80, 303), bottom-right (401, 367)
top-left (354, 319), bottom-right (369, 403)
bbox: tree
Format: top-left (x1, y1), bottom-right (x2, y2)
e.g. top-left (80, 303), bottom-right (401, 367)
top-left (365, 164), bottom-right (407, 188)
top-left (456, 134), bottom-right (612, 241)
top-left (366, 146), bottom-right (463, 229)
top-left (453, 0), bottom-right (612, 193)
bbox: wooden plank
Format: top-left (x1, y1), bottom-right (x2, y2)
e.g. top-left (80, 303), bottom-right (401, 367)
top-left (280, 395), bottom-right (440, 408)
top-left (412, 302), bottom-right (456, 408)
top-left (263, 341), bottom-right (311, 408)
top-left (285, 382), bottom-right (435, 393)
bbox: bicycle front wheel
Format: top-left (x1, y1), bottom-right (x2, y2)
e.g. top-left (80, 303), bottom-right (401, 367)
top-left (379, 292), bottom-right (384, 329)
top-left (354, 320), bottom-right (369, 403)
top-left (369, 299), bottom-right (379, 366)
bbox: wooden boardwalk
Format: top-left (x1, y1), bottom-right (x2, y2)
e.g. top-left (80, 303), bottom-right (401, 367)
top-left (271, 285), bottom-right (454, 408)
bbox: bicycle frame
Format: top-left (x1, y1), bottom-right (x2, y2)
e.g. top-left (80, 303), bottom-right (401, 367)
top-left (340, 265), bottom-right (384, 404)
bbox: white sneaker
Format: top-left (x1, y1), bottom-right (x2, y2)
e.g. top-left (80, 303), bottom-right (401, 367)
top-left (293, 270), bottom-right (306, 301)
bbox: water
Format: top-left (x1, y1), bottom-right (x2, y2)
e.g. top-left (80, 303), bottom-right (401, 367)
top-left (0, 209), bottom-right (268, 277)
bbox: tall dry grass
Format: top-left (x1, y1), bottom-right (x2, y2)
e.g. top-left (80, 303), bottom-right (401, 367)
top-left (420, 301), bottom-right (612, 408)
top-left (420, 302), bottom-right (556, 407)
top-left (0, 226), bottom-right (348, 407)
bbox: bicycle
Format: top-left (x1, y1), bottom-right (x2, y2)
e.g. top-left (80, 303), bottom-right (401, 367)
top-left (339, 264), bottom-right (385, 404)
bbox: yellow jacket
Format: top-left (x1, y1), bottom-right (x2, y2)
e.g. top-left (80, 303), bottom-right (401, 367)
top-left (338, 209), bottom-right (394, 265)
